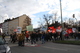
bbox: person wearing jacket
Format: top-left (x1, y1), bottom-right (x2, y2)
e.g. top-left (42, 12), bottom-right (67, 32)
top-left (41, 32), bottom-right (45, 44)
top-left (25, 33), bottom-right (29, 42)
top-left (30, 32), bottom-right (36, 44)
top-left (17, 33), bottom-right (25, 46)
top-left (1, 33), bottom-right (6, 42)
top-left (22, 32), bottom-right (25, 46)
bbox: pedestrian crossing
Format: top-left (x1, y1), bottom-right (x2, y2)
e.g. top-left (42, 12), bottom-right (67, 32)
top-left (24, 43), bottom-right (40, 47)
top-left (8, 43), bottom-right (40, 47)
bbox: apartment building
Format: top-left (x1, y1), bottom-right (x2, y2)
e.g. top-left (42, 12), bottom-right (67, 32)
top-left (9, 18), bottom-right (18, 34)
top-left (2, 14), bottom-right (31, 34)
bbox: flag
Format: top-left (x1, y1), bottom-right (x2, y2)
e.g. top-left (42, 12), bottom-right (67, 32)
top-left (56, 26), bottom-right (62, 32)
top-left (48, 26), bottom-right (56, 33)
top-left (66, 28), bottom-right (73, 34)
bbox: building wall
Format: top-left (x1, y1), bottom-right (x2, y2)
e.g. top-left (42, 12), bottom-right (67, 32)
top-left (19, 14), bottom-right (31, 31)
top-left (8, 18), bottom-right (18, 34)
top-left (2, 22), bottom-right (9, 34)
top-left (0, 23), bottom-right (2, 28)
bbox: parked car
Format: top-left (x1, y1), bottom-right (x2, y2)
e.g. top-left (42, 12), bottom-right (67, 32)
top-left (0, 38), bottom-right (11, 53)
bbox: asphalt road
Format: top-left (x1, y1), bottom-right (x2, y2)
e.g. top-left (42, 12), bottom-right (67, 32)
top-left (7, 41), bottom-right (80, 53)
top-left (5, 36), bottom-right (80, 53)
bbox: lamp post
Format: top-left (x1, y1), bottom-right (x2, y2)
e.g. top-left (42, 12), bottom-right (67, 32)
top-left (72, 14), bottom-right (78, 31)
top-left (60, 0), bottom-right (64, 40)
top-left (73, 14), bottom-right (77, 21)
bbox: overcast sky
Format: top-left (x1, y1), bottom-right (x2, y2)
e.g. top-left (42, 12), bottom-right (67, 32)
top-left (0, 0), bottom-right (80, 28)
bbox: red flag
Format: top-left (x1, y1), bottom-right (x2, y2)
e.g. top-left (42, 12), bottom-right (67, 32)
top-left (14, 29), bottom-right (17, 32)
top-left (52, 28), bottom-right (56, 33)
top-left (66, 28), bottom-right (73, 34)
top-left (49, 26), bottom-right (54, 29)
top-left (57, 26), bottom-right (61, 30)
top-left (48, 26), bottom-right (56, 33)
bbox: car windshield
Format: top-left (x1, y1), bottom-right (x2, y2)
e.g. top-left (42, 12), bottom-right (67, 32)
top-left (0, 38), bottom-right (5, 45)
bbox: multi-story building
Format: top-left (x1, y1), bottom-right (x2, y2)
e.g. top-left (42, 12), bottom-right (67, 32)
top-left (9, 18), bottom-right (18, 34)
top-left (2, 14), bottom-right (31, 34)
top-left (0, 23), bottom-right (2, 28)
top-left (2, 22), bottom-right (9, 34)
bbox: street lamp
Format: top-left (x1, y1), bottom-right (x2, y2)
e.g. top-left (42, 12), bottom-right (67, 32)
top-left (72, 14), bottom-right (78, 31)
top-left (72, 14), bottom-right (77, 22)
top-left (60, 0), bottom-right (64, 40)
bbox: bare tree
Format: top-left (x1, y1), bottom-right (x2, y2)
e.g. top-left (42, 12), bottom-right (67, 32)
top-left (52, 10), bottom-right (58, 23)
top-left (38, 19), bottom-right (44, 28)
top-left (38, 14), bottom-right (52, 28)
top-left (43, 14), bottom-right (52, 27)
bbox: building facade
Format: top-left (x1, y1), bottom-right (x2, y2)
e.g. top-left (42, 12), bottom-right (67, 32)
top-left (9, 18), bottom-right (18, 34)
top-left (18, 14), bottom-right (31, 31)
top-left (0, 23), bottom-right (2, 28)
top-left (2, 14), bottom-right (31, 34)
top-left (2, 22), bottom-right (9, 34)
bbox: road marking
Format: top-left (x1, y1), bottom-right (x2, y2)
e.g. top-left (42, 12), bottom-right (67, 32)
top-left (42, 46), bottom-right (68, 51)
top-left (25, 43), bottom-right (40, 47)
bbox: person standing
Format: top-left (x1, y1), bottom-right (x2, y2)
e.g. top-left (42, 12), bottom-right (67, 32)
top-left (10, 34), bottom-right (13, 42)
top-left (38, 32), bottom-right (42, 41)
top-left (35, 32), bottom-right (38, 42)
top-left (41, 32), bottom-right (45, 44)
top-left (17, 33), bottom-right (24, 46)
top-left (25, 33), bottom-right (29, 42)
top-left (30, 32), bottom-right (36, 44)
top-left (22, 32), bottom-right (25, 46)
top-left (2, 33), bottom-right (6, 42)
top-left (12, 33), bottom-right (17, 43)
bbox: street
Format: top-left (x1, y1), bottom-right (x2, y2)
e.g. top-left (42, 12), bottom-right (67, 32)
top-left (6, 37), bottom-right (80, 53)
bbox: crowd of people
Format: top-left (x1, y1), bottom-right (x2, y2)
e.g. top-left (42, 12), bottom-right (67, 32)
top-left (1, 30), bottom-right (80, 46)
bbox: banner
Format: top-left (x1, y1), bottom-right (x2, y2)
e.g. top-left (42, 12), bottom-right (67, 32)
top-left (26, 25), bottom-right (33, 31)
top-left (72, 28), bottom-right (76, 33)
top-left (56, 26), bottom-right (62, 32)
top-left (40, 26), bottom-right (47, 32)
top-left (17, 27), bottom-right (22, 34)
top-left (48, 26), bottom-right (56, 33)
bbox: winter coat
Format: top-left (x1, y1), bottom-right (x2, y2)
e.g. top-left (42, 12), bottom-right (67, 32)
top-left (17, 34), bottom-right (25, 41)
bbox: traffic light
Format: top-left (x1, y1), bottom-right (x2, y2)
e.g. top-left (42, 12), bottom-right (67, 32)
top-left (73, 14), bottom-right (75, 18)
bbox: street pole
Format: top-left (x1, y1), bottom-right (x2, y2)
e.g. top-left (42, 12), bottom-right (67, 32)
top-left (72, 14), bottom-right (78, 32)
top-left (60, 0), bottom-right (64, 40)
